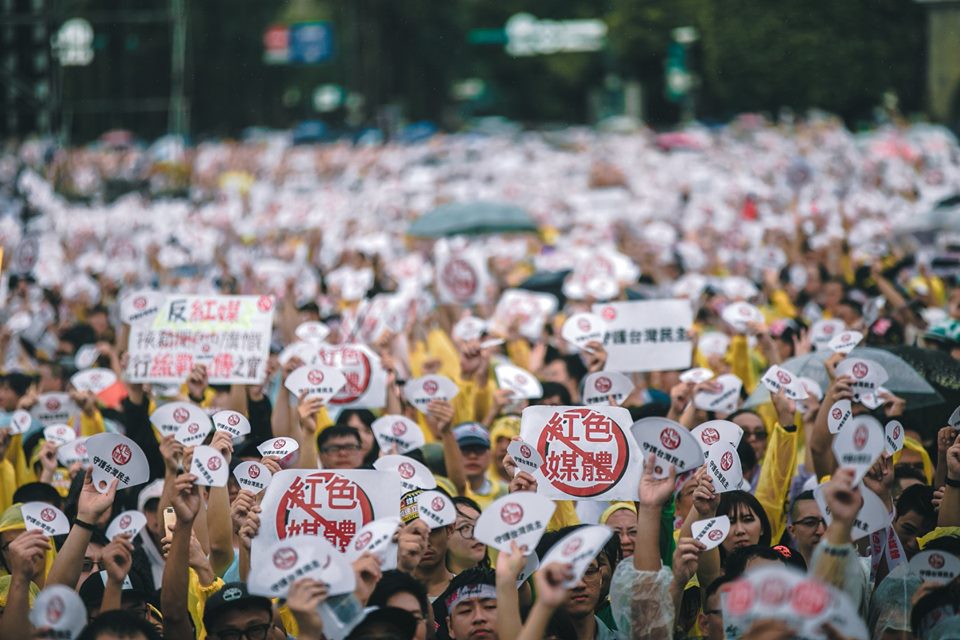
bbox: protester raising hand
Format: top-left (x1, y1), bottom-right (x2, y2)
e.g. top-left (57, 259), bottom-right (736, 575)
top-left (582, 340), bottom-right (608, 373)
top-left (287, 578), bottom-right (329, 640)
top-left (517, 563), bottom-right (574, 640)
top-left (396, 519), bottom-right (429, 574)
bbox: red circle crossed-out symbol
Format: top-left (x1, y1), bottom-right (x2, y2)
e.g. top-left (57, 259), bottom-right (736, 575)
top-left (929, 553), bottom-right (945, 569)
top-left (853, 424), bottom-right (868, 450)
top-left (112, 444), bottom-right (132, 465)
top-left (431, 497), bottom-right (445, 512)
top-left (47, 595), bottom-right (65, 623)
top-left (720, 451), bottom-right (734, 471)
top-left (248, 465), bottom-right (261, 479)
top-left (119, 515), bottom-right (132, 529)
top-left (852, 362), bottom-right (868, 379)
top-left (392, 421), bottom-right (407, 436)
top-left (47, 398), bottom-right (60, 410)
top-left (577, 318), bottom-right (591, 332)
top-left (398, 462), bottom-right (415, 479)
top-left (501, 502), bottom-right (524, 525)
top-left (791, 581), bottom-right (829, 617)
top-left (207, 456), bottom-right (222, 471)
top-left (595, 376), bottom-right (612, 393)
top-left (700, 428), bottom-right (720, 445)
top-left (354, 531), bottom-right (373, 551)
top-left (660, 428), bottom-right (681, 450)
top-left (188, 423), bottom-right (199, 434)
top-left (708, 529), bottom-right (723, 541)
top-left (133, 296), bottom-right (147, 310)
top-left (273, 547), bottom-right (297, 570)
top-left (228, 414), bottom-right (240, 426)
top-left (258, 296), bottom-right (274, 312)
top-left (832, 408), bottom-right (842, 420)
top-left (273, 439), bottom-right (286, 449)
top-left (601, 306), bottom-right (616, 321)
top-left (173, 408), bottom-right (189, 423)
top-left (724, 581), bottom-right (754, 616)
top-left (562, 538), bottom-right (583, 555)
top-left (41, 508), bottom-right (56, 522)
top-left (520, 444), bottom-right (532, 458)
top-left (776, 370), bottom-right (791, 385)
top-left (423, 380), bottom-right (438, 395)
top-left (307, 370), bottom-right (324, 385)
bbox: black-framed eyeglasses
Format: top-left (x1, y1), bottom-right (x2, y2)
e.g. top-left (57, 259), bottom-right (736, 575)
top-left (794, 517), bottom-right (826, 529)
top-left (743, 430), bottom-right (767, 441)
top-left (454, 523), bottom-right (475, 540)
top-left (81, 558), bottom-right (103, 573)
top-left (321, 443), bottom-right (360, 455)
top-left (703, 609), bottom-right (722, 616)
top-left (212, 623), bottom-right (271, 640)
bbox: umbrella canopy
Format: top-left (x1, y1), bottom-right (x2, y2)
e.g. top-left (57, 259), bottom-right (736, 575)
top-left (744, 346), bottom-right (942, 410)
top-left (408, 202), bottom-right (538, 237)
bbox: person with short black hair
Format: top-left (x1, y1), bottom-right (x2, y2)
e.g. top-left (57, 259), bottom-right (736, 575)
top-left (787, 490), bottom-right (825, 567)
top-left (434, 567), bottom-right (498, 640)
top-left (76, 609), bottom-right (163, 640)
top-left (11, 482), bottom-right (62, 510)
top-left (317, 425), bottom-right (364, 470)
top-left (893, 483), bottom-right (937, 559)
top-left (368, 570), bottom-right (431, 640)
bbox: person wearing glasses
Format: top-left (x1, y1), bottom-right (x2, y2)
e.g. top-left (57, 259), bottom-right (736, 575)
top-left (446, 497), bottom-right (488, 575)
top-left (696, 575), bottom-right (734, 640)
top-left (203, 582), bottom-right (275, 640)
top-left (786, 490), bottom-right (826, 568)
top-left (317, 425), bottom-right (365, 470)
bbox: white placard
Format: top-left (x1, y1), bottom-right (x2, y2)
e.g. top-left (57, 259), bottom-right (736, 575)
top-left (561, 312), bottom-right (606, 350)
top-left (832, 415), bottom-right (884, 486)
top-left (257, 437), bottom-right (299, 458)
top-left (284, 365), bottom-right (348, 404)
top-left (31, 393), bottom-right (79, 426)
top-left (70, 368), bottom-right (117, 394)
top-left (126, 294), bottom-right (275, 384)
top-left (581, 371), bottom-right (634, 406)
top-left (21, 502), bottom-right (70, 536)
top-left (416, 490), bottom-right (457, 529)
top-left (254, 469), bottom-right (402, 554)
top-left (190, 445), bottom-right (228, 487)
top-left (691, 420), bottom-right (743, 458)
top-left (884, 420), bottom-right (904, 456)
top-left (249, 534), bottom-right (355, 599)
top-left (43, 424), bottom-right (75, 447)
top-left (631, 417), bottom-right (704, 479)
top-left (435, 250), bottom-right (488, 305)
top-left (520, 405), bottom-right (640, 501)
top-left (373, 455), bottom-right (437, 493)
top-left (371, 415), bottom-right (425, 455)
top-left (233, 461), bottom-right (273, 495)
top-left (474, 492), bottom-right (555, 554)
top-left (405, 374), bottom-right (459, 411)
top-left (495, 364), bottom-right (543, 399)
top-left (691, 515), bottom-right (731, 551)
top-left (591, 300), bottom-right (693, 373)
top-left (120, 290), bottom-right (165, 325)
top-left (828, 399), bottom-right (852, 434)
top-left (693, 373), bottom-right (743, 414)
top-left (106, 510), bottom-right (147, 540)
top-left (507, 439), bottom-right (544, 476)
top-left (150, 401), bottom-right (209, 437)
top-left (346, 516), bottom-right (401, 571)
top-left (30, 585), bottom-right (87, 640)
top-left (492, 289), bottom-right (558, 341)
top-left (705, 441), bottom-right (744, 493)
top-left (540, 525), bottom-right (613, 588)
top-left (212, 410), bottom-right (252, 441)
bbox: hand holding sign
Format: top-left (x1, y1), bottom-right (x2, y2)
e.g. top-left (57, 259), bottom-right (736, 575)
top-left (213, 410), bottom-right (251, 442)
top-left (285, 365), bottom-right (347, 405)
top-left (405, 374), bottom-right (459, 413)
top-left (831, 415), bottom-right (883, 486)
top-left (540, 525), bottom-right (613, 588)
top-left (495, 364), bottom-right (543, 400)
top-left (582, 371), bottom-right (634, 406)
top-left (691, 515), bottom-right (731, 551)
top-left (85, 433), bottom-right (149, 494)
top-left (474, 492), bottom-right (555, 554)
top-left (106, 510), bottom-right (147, 540)
top-left (561, 312), bottom-right (606, 351)
top-left (21, 502), bottom-right (70, 536)
top-left (371, 415), bottom-right (424, 454)
top-left (190, 445), bottom-right (228, 487)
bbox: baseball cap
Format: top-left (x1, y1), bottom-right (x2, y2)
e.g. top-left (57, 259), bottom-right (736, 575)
top-left (452, 423), bottom-right (490, 449)
top-left (136, 479), bottom-right (164, 513)
top-left (202, 582), bottom-right (272, 631)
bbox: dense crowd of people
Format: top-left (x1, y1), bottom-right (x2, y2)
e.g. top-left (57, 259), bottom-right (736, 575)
top-left (0, 113), bottom-right (960, 640)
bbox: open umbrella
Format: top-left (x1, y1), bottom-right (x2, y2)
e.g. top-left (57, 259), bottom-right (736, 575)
top-left (408, 202), bottom-right (538, 238)
top-left (744, 347), bottom-right (942, 410)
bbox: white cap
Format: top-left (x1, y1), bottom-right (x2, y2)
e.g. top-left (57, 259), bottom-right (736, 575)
top-left (136, 479), bottom-right (164, 513)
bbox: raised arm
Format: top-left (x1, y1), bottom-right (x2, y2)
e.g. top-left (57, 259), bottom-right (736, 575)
top-left (46, 469), bottom-right (117, 587)
top-left (161, 472), bottom-right (202, 640)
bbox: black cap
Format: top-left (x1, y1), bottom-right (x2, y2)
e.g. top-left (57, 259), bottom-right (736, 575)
top-left (346, 607), bottom-right (419, 640)
top-left (202, 582), bottom-right (273, 630)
